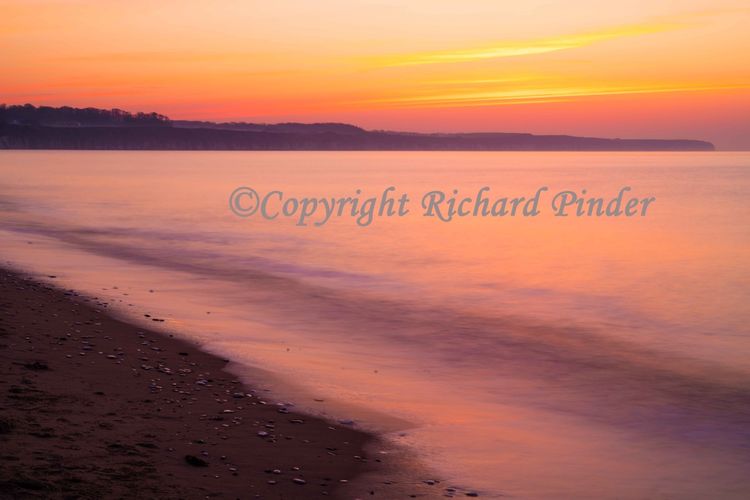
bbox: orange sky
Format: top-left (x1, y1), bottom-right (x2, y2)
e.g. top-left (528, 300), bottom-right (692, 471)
top-left (2, 0), bottom-right (749, 148)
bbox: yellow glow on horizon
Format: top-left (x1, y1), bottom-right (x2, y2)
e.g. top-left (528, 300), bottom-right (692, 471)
top-left (358, 83), bottom-right (750, 108)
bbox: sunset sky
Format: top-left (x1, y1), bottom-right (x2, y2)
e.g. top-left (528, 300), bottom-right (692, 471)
top-left (2, 0), bottom-right (749, 149)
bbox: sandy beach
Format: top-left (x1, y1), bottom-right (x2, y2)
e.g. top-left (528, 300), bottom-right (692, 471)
top-left (0, 268), bottom-right (451, 499)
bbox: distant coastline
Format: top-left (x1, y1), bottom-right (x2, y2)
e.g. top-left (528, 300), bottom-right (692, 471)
top-left (0, 104), bottom-right (715, 151)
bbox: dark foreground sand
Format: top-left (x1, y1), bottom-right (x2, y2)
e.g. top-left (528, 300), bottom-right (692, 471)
top-left (0, 269), bottom-right (453, 499)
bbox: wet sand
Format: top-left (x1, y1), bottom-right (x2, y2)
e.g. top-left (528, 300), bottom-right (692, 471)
top-left (0, 268), bottom-right (450, 499)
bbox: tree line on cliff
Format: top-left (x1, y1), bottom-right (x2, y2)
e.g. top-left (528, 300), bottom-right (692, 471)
top-left (0, 104), bottom-right (715, 151)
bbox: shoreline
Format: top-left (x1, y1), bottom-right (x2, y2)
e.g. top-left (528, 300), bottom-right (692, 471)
top-left (0, 268), bottom-right (449, 499)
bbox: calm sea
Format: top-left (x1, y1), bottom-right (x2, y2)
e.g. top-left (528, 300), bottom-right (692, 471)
top-left (2, 151), bottom-right (749, 498)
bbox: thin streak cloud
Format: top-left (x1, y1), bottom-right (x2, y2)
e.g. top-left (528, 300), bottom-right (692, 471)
top-left (360, 83), bottom-right (750, 108)
top-left (370, 22), bottom-right (683, 67)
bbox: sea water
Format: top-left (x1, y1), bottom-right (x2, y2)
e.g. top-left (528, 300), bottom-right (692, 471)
top-left (1, 151), bottom-right (749, 498)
